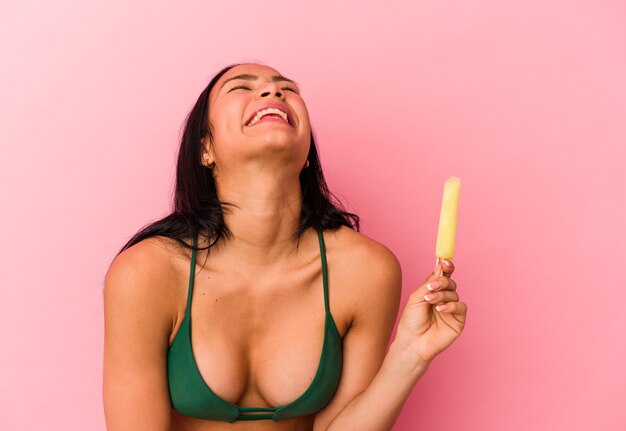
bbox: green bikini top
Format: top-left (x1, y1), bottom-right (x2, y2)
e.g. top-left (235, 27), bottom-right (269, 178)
top-left (167, 227), bottom-right (343, 422)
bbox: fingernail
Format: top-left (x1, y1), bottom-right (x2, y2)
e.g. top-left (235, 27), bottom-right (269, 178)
top-left (424, 294), bottom-right (433, 301)
top-left (427, 281), bottom-right (441, 291)
top-left (443, 260), bottom-right (452, 266)
top-left (436, 304), bottom-right (448, 311)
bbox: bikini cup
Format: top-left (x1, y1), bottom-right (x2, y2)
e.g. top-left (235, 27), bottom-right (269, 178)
top-left (167, 227), bottom-right (343, 422)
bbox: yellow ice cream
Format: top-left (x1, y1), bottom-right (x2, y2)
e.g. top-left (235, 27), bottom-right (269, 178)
top-left (435, 176), bottom-right (461, 260)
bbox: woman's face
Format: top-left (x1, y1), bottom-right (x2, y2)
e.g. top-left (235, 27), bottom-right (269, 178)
top-left (204, 64), bottom-right (311, 174)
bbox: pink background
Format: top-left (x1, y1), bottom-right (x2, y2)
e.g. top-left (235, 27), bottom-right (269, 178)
top-left (2, 1), bottom-right (625, 430)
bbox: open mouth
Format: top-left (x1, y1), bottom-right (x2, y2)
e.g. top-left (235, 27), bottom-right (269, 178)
top-left (246, 107), bottom-right (291, 127)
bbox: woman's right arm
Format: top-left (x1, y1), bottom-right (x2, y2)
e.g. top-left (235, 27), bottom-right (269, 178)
top-left (103, 240), bottom-right (175, 431)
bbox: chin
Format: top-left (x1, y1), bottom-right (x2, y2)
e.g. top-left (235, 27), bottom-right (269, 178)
top-left (249, 133), bottom-right (300, 148)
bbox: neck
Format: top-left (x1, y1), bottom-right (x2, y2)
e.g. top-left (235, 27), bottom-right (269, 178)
top-left (212, 166), bottom-right (306, 266)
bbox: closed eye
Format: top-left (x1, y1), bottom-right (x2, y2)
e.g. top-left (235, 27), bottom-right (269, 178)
top-left (228, 84), bottom-right (298, 93)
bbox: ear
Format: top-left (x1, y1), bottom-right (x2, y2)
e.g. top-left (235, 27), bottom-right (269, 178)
top-left (200, 137), bottom-right (215, 165)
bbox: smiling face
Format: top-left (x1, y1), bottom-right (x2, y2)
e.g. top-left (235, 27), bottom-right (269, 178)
top-left (203, 64), bottom-right (311, 174)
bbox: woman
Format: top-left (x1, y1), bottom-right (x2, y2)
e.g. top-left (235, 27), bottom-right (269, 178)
top-left (103, 62), bottom-right (467, 431)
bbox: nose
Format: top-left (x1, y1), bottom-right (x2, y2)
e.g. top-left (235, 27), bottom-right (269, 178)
top-left (258, 81), bottom-right (284, 99)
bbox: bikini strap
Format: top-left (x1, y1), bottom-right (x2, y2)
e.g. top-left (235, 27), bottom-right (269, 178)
top-left (185, 232), bottom-right (198, 315)
top-left (317, 227), bottom-right (330, 313)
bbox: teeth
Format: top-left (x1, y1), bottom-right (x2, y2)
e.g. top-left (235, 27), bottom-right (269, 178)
top-left (247, 108), bottom-right (289, 126)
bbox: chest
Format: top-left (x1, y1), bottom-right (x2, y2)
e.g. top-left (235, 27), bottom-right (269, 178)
top-left (169, 254), bottom-right (352, 409)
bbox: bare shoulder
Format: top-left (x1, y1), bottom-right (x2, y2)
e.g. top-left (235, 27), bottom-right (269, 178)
top-left (324, 225), bottom-right (402, 279)
top-left (323, 226), bottom-right (403, 318)
top-left (106, 236), bottom-right (178, 290)
top-left (104, 236), bottom-right (184, 324)
top-left (103, 236), bottom-right (181, 429)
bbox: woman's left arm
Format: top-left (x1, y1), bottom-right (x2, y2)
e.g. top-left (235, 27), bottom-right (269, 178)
top-left (313, 249), bottom-right (466, 431)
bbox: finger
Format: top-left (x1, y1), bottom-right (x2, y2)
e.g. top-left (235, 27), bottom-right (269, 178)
top-left (425, 261), bottom-right (445, 283)
top-left (425, 276), bottom-right (457, 293)
top-left (429, 259), bottom-right (455, 280)
top-left (434, 301), bottom-right (467, 321)
top-left (445, 277), bottom-right (457, 291)
top-left (423, 289), bottom-right (459, 305)
top-left (409, 277), bottom-right (447, 303)
top-left (440, 259), bottom-right (455, 277)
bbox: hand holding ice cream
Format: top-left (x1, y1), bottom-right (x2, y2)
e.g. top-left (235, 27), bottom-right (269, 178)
top-left (393, 176), bottom-right (466, 365)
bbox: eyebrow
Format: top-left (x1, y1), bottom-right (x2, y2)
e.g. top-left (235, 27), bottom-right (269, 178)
top-left (219, 74), bottom-right (300, 92)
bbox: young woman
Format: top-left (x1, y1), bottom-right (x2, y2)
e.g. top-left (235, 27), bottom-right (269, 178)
top-left (103, 62), bottom-right (467, 431)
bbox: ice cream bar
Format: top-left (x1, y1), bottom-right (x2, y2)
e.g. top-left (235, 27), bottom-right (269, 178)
top-left (435, 176), bottom-right (461, 260)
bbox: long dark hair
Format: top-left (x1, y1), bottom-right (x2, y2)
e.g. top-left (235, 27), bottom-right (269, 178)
top-left (114, 62), bottom-right (359, 260)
